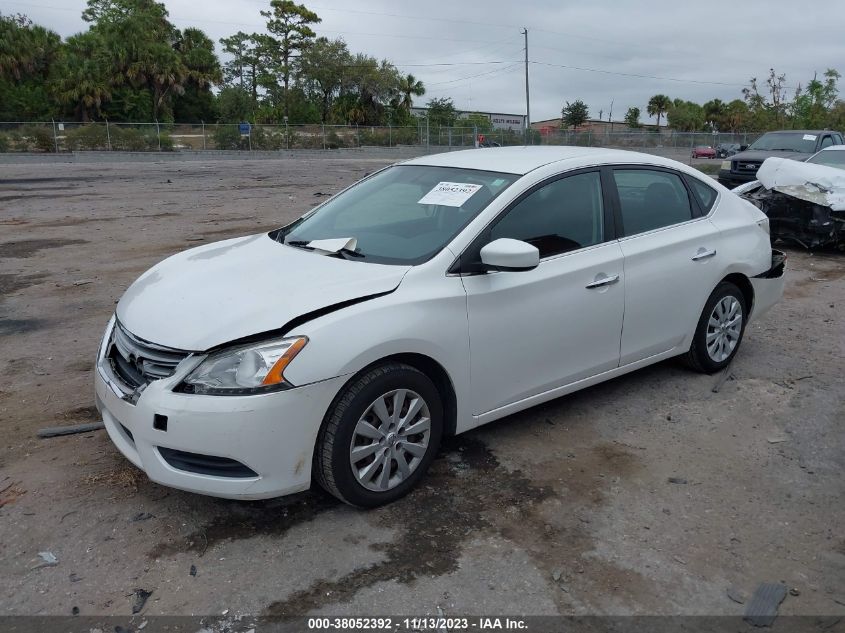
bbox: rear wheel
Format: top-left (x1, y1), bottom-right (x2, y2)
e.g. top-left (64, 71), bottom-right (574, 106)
top-left (314, 362), bottom-right (443, 507)
top-left (685, 281), bottom-right (747, 373)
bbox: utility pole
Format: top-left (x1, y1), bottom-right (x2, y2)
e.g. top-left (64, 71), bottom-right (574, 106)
top-left (522, 27), bottom-right (530, 144)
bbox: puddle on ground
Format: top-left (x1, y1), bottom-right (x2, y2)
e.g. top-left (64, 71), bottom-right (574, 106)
top-left (0, 238), bottom-right (88, 258)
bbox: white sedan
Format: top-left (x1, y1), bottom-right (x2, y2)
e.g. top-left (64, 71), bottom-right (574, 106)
top-left (95, 147), bottom-right (785, 507)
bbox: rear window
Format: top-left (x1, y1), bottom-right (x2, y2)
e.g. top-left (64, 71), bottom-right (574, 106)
top-left (687, 177), bottom-right (718, 213)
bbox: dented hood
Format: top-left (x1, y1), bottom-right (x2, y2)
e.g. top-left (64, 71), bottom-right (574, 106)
top-left (116, 233), bottom-right (410, 350)
top-left (757, 157), bottom-right (845, 211)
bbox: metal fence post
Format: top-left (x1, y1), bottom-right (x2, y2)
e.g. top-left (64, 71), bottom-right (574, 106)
top-left (106, 120), bottom-right (112, 150)
top-left (426, 118), bottom-right (430, 148)
top-left (155, 119), bottom-right (161, 151)
top-left (356, 123), bottom-right (360, 147)
top-left (201, 121), bottom-right (206, 150)
top-left (388, 124), bottom-right (392, 148)
top-left (285, 120), bottom-right (289, 150)
top-left (322, 123), bottom-right (326, 150)
top-left (51, 119), bottom-right (59, 153)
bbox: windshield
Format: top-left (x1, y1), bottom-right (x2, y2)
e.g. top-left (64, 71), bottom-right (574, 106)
top-left (748, 132), bottom-right (819, 153)
top-left (278, 165), bottom-right (519, 265)
top-left (807, 149), bottom-right (845, 169)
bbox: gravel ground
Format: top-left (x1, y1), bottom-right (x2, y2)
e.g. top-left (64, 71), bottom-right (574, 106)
top-left (0, 154), bottom-right (843, 619)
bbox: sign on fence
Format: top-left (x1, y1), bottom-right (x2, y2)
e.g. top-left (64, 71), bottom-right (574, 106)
top-left (238, 122), bottom-right (251, 136)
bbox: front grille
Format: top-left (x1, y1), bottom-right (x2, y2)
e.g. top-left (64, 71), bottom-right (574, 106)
top-left (158, 447), bottom-right (258, 478)
top-left (733, 160), bottom-right (761, 174)
top-left (107, 322), bottom-right (190, 390)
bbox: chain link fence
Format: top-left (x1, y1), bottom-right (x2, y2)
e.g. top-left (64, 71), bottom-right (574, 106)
top-left (0, 121), bottom-right (757, 155)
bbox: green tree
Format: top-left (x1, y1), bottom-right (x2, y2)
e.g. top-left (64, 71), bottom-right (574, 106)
top-left (703, 98), bottom-right (726, 131)
top-left (260, 0), bottom-right (321, 119)
top-left (425, 97), bottom-right (458, 127)
top-left (299, 36), bottom-right (350, 122)
top-left (396, 73), bottom-right (424, 111)
top-left (624, 106), bottom-right (640, 128)
top-left (50, 31), bottom-right (111, 121)
top-left (0, 13), bottom-right (62, 119)
top-left (216, 85), bottom-right (252, 122)
top-left (667, 99), bottom-right (704, 131)
top-left (173, 27), bottom-right (221, 121)
top-left (724, 99), bottom-right (749, 133)
top-left (647, 94), bottom-right (671, 128)
top-left (561, 99), bottom-right (589, 130)
top-left (791, 69), bottom-right (840, 129)
top-left (460, 112), bottom-right (493, 133)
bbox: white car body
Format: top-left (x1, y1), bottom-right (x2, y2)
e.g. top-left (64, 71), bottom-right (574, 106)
top-left (95, 147), bottom-right (785, 500)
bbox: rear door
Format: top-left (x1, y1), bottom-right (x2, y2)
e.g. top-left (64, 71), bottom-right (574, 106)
top-left (610, 166), bottom-right (725, 365)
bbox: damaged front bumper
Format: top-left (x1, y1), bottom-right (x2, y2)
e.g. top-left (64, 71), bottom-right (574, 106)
top-left (736, 157), bottom-right (845, 249)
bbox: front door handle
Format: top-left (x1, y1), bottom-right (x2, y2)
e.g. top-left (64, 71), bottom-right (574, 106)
top-left (692, 248), bottom-right (717, 261)
top-left (585, 274), bottom-right (620, 289)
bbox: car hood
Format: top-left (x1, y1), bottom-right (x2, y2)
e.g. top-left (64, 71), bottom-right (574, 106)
top-left (730, 150), bottom-right (810, 163)
top-left (116, 233), bottom-right (410, 350)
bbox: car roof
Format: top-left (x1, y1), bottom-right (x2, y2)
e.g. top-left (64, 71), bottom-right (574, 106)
top-left (401, 146), bottom-right (698, 176)
top-left (819, 145), bottom-right (845, 151)
top-left (761, 129), bottom-right (833, 134)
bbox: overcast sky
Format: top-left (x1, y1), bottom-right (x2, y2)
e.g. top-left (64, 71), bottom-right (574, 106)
top-left (14, 0), bottom-right (845, 122)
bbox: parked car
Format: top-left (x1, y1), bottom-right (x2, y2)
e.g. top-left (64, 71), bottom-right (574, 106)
top-left (718, 130), bottom-right (844, 187)
top-left (691, 146), bottom-right (716, 159)
top-left (806, 144), bottom-right (845, 169)
top-left (716, 143), bottom-right (741, 159)
top-left (95, 147), bottom-right (785, 507)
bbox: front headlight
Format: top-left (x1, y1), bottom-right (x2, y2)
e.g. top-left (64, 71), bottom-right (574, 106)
top-left (720, 160), bottom-right (731, 170)
top-left (177, 336), bottom-right (307, 395)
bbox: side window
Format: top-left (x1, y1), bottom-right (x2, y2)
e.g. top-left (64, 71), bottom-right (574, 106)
top-left (490, 171), bottom-right (604, 258)
top-left (613, 169), bottom-right (693, 236)
top-left (820, 135), bottom-right (834, 149)
top-left (687, 177), bottom-right (718, 214)
top-left (834, 134), bottom-right (843, 144)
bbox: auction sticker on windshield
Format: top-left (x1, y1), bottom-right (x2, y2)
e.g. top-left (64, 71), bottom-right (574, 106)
top-left (418, 182), bottom-right (483, 207)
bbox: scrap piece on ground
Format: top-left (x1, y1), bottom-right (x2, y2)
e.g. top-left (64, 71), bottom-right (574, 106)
top-left (132, 589), bottom-right (153, 614)
top-left (744, 582), bottom-right (787, 627)
top-left (37, 422), bottom-right (105, 438)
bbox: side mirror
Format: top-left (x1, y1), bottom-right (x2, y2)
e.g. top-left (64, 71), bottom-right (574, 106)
top-left (480, 238), bottom-right (539, 272)
top-left (740, 144), bottom-right (748, 151)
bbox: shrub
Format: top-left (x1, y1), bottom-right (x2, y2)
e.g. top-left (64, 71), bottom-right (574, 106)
top-left (250, 127), bottom-right (283, 150)
top-left (65, 125), bottom-right (109, 150)
top-left (19, 125), bottom-right (55, 152)
top-left (0, 132), bottom-right (9, 152)
top-left (212, 125), bottom-right (247, 150)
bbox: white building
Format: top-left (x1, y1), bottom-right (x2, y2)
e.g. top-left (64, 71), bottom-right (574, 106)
top-left (410, 108), bottom-right (527, 132)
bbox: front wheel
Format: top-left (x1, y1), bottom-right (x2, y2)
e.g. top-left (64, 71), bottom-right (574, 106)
top-left (314, 362), bottom-right (443, 507)
top-left (684, 281), bottom-right (748, 373)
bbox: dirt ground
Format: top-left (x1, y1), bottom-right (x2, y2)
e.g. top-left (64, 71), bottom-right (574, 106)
top-left (0, 155), bottom-right (843, 620)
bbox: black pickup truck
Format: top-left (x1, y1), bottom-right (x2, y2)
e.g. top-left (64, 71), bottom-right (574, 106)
top-left (717, 130), bottom-right (844, 188)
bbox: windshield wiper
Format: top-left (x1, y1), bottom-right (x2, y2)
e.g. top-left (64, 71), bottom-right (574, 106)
top-left (285, 239), bottom-right (365, 259)
top-left (285, 240), bottom-right (314, 250)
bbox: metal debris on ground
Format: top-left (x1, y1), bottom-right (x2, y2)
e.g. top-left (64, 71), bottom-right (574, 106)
top-left (712, 364), bottom-right (734, 393)
top-left (727, 586), bottom-right (747, 604)
top-left (35, 551), bottom-right (58, 568)
top-left (667, 477), bottom-right (688, 485)
top-left (130, 512), bottom-right (154, 522)
top-left (744, 582), bottom-right (788, 627)
top-left (190, 564), bottom-right (197, 577)
top-left (132, 589), bottom-right (153, 614)
top-left (37, 422), bottom-right (105, 438)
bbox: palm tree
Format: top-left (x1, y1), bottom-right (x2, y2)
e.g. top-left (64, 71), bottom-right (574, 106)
top-left (647, 94), bottom-right (671, 128)
top-left (397, 73), bottom-right (424, 111)
top-left (51, 32), bottom-right (111, 121)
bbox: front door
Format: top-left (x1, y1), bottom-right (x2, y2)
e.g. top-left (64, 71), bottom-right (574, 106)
top-left (461, 170), bottom-right (625, 417)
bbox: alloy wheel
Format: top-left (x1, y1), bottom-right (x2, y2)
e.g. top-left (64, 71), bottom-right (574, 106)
top-left (349, 389), bottom-right (431, 492)
top-left (706, 295), bottom-right (743, 363)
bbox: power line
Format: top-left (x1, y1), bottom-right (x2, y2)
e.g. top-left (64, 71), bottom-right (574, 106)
top-left (530, 60), bottom-right (755, 88)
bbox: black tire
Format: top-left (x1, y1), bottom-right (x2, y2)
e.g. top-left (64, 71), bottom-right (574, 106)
top-left (314, 362), bottom-right (443, 507)
top-left (684, 281), bottom-right (748, 374)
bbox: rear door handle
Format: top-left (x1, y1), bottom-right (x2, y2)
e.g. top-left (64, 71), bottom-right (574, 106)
top-left (692, 248), bottom-right (717, 261)
top-left (585, 274), bottom-right (620, 289)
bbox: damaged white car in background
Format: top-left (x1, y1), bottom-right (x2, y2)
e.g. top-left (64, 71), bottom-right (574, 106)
top-left (734, 153), bottom-right (845, 249)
